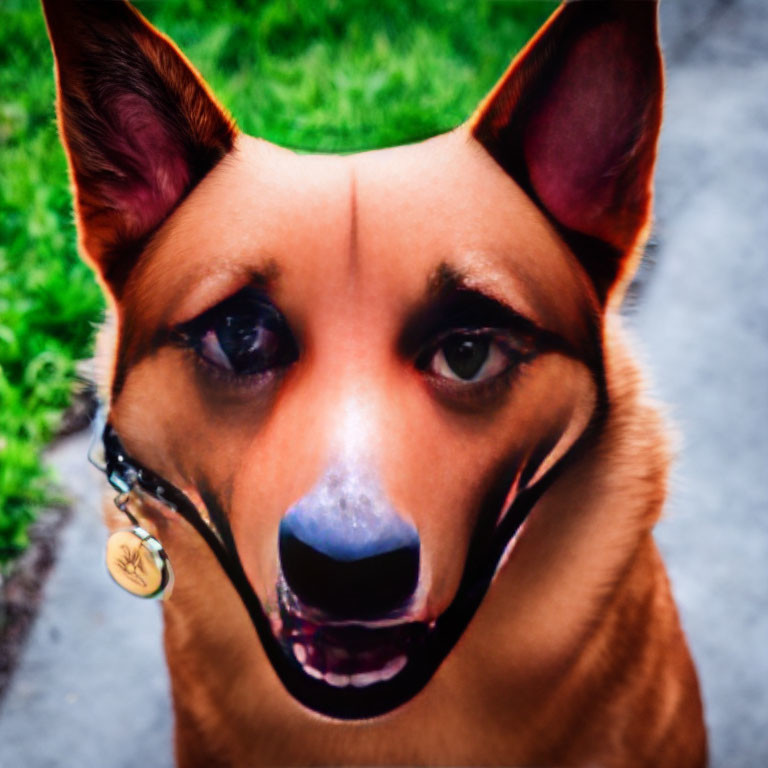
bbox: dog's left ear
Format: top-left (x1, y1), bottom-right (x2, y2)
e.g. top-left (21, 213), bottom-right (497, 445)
top-left (471, 0), bottom-right (663, 305)
top-left (42, 0), bottom-right (236, 297)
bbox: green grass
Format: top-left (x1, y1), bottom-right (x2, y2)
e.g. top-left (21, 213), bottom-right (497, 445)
top-left (0, 0), bottom-right (554, 565)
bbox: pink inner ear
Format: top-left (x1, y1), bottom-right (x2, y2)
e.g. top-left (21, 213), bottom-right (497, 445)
top-left (523, 22), bottom-right (653, 243)
top-left (102, 92), bottom-right (191, 238)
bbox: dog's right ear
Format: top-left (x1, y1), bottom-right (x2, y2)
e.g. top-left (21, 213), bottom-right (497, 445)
top-left (470, 0), bottom-right (663, 306)
top-left (42, 0), bottom-right (236, 297)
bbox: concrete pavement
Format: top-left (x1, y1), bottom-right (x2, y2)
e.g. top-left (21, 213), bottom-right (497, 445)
top-left (1, 1), bottom-right (766, 765)
top-left (0, 433), bottom-right (173, 768)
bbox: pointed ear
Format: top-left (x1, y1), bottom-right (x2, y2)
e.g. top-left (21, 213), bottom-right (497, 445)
top-left (470, 0), bottom-right (663, 305)
top-left (42, 0), bottom-right (236, 297)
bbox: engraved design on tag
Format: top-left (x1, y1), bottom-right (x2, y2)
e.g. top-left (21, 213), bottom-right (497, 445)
top-left (106, 527), bottom-right (173, 599)
top-left (115, 542), bottom-right (149, 587)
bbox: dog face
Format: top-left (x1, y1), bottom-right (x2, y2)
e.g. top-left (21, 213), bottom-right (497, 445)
top-left (45, 0), bottom-right (661, 717)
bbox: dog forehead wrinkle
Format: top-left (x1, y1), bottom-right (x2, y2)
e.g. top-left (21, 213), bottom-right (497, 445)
top-left (286, 463), bottom-right (416, 560)
top-left (347, 166), bottom-right (359, 277)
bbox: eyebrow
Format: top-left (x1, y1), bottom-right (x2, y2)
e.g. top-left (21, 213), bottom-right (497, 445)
top-left (426, 262), bottom-right (469, 298)
top-left (426, 262), bottom-right (535, 321)
top-left (398, 261), bottom-right (585, 362)
top-left (169, 260), bottom-right (282, 324)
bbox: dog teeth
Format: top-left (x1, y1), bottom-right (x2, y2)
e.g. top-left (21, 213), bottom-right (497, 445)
top-left (350, 670), bottom-right (383, 688)
top-left (324, 671), bottom-right (351, 687)
top-left (380, 654), bottom-right (407, 681)
top-left (292, 643), bottom-right (307, 664)
top-left (302, 664), bottom-right (324, 680)
top-left (297, 651), bottom-right (409, 688)
top-left (348, 656), bottom-right (408, 688)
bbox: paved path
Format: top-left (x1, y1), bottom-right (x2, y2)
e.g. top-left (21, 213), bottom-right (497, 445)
top-left (0, 433), bottom-right (173, 768)
top-left (1, 2), bottom-right (766, 766)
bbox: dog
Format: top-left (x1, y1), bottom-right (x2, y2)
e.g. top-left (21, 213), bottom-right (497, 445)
top-left (43, 0), bottom-right (707, 764)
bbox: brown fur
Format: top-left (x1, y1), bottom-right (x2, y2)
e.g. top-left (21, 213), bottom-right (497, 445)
top-left (44, 1), bottom-right (706, 765)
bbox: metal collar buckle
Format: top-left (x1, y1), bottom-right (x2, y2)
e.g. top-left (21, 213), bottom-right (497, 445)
top-left (89, 413), bottom-right (173, 600)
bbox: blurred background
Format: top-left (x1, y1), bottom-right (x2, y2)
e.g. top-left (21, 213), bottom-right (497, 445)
top-left (0, 0), bottom-right (765, 766)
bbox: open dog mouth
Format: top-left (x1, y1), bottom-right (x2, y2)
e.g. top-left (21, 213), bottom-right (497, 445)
top-left (275, 575), bottom-right (430, 689)
top-left (261, 517), bottom-right (536, 718)
top-left (262, 499), bottom-right (539, 717)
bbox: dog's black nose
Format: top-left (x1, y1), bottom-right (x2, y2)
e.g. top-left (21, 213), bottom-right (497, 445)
top-left (278, 469), bottom-right (420, 619)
